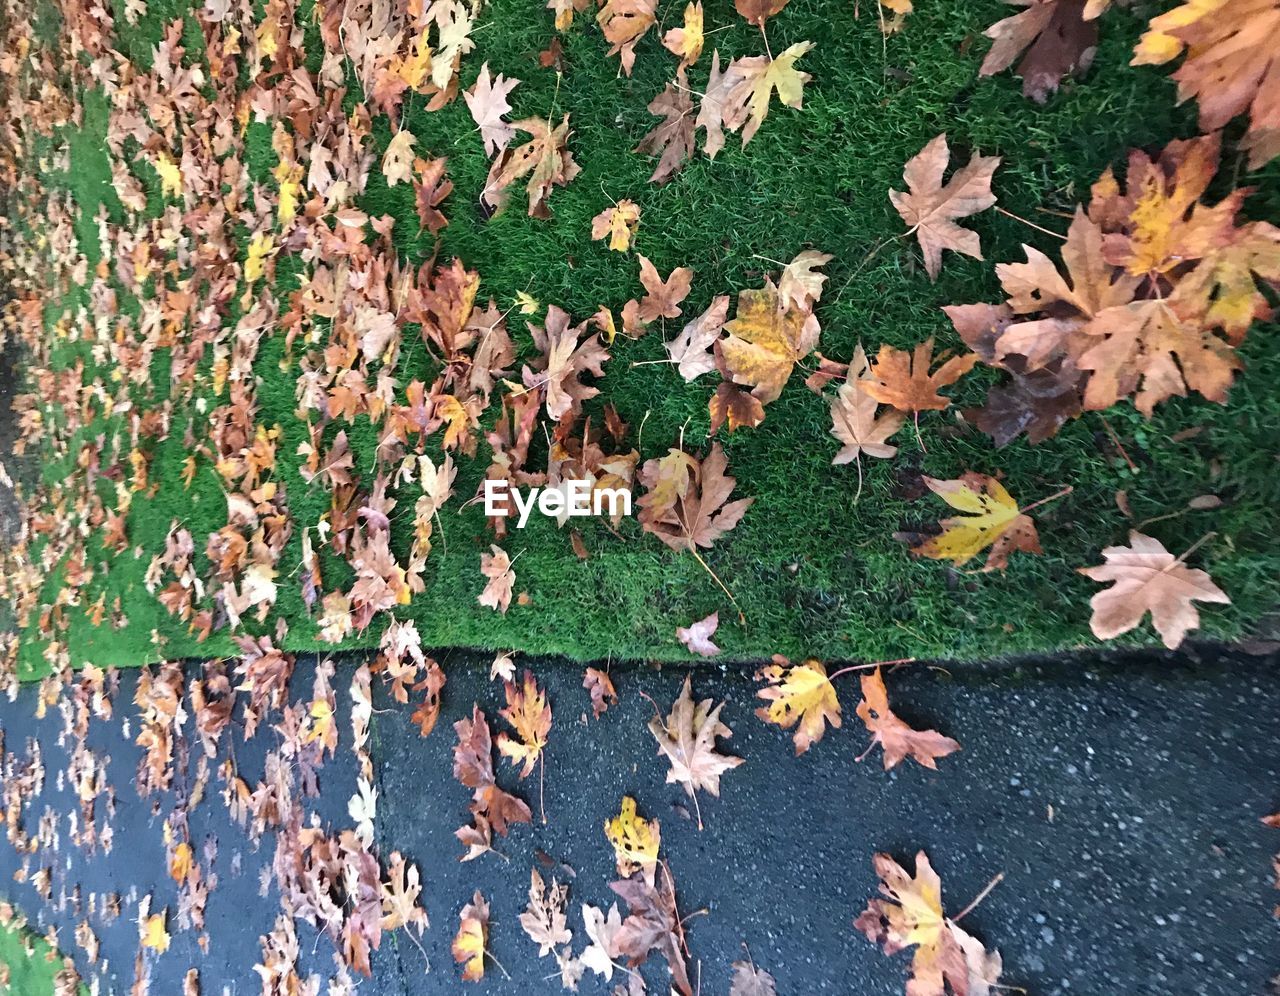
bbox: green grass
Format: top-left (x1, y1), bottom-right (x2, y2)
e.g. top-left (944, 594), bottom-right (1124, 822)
top-left (15, 0), bottom-right (1280, 679)
top-left (0, 905), bottom-right (84, 995)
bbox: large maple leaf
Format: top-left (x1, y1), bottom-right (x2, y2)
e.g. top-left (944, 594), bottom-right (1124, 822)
top-left (481, 116), bottom-right (580, 219)
top-left (635, 69), bottom-right (697, 183)
top-left (1078, 531), bottom-right (1230, 649)
top-left (698, 42), bottom-right (814, 153)
top-left (890, 133), bottom-right (1001, 281)
top-left (980, 0), bottom-right (1099, 103)
top-left (1133, 0), bottom-right (1280, 168)
top-left (647, 675), bottom-right (744, 828)
top-left (902, 472), bottom-right (1044, 572)
top-left (636, 443), bottom-right (753, 552)
top-left (719, 282), bottom-right (820, 403)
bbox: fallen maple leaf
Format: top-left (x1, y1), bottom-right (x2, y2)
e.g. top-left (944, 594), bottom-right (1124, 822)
top-left (452, 705), bottom-right (532, 858)
top-left (409, 659), bottom-right (447, 737)
top-left (856, 851), bottom-right (1003, 996)
top-left (1078, 531), bottom-right (1230, 649)
top-left (755, 656), bottom-right (841, 755)
top-left (637, 443), bottom-right (753, 552)
top-left (777, 249), bottom-right (834, 312)
top-left (631, 254), bottom-right (694, 329)
top-left (635, 69), bottom-right (697, 183)
top-left (891, 134), bottom-right (1001, 280)
top-left (610, 868), bottom-right (693, 996)
top-left (1132, 0), bottom-right (1280, 168)
top-left (730, 957), bottom-right (778, 996)
top-left (902, 473), bottom-right (1047, 572)
top-left (382, 129), bottom-right (417, 186)
top-left (719, 282), bottom-right (820, 404)
top-left (980, 0), bottom-right (1099, 103)
top-left (856, 667), bottom-right (960, 770)
top-left (734, 0), bottom-right (791, 27)
top-left (596, 0), bottom-right (658, 76)
top-left (522, 305), bottom-right (610, 421)
top-left (667, 295), bottom-right (729, 381)
top-left (478, 544), bottom-right (515, 614)
top-left (496, 670), bottom-right (551, 779)
top-left (709, 382), bottom-right (767, 433)
top-left (584, 667), bottom-right (618, 719)
top-left (482, 116), bottom-right (580, 219)
top-left (863, 337), bottom-right (978, 416)
top-left (380, 852), bottom-right (428, 934)
top-left (664, 2), bottom-right (705, 65)
top-left (141, 911), bottom-right (169, 953)
top-left (452, 891), bottom-right (490, 982)
top-left (580, 903), bottom-right (625, 979)
top-left (464, 63), bottom-right (519, 156)
top-left (519, 868), bottom-right (572, 957)
top-left (699, 42), bottom-right (814, 153)
top-left (591, 199), bottom-right (642, 251)
top-left (648, 675), bottom-right (744, 827)
top-left (605, 795), bottom-right (661, 884)
top-left (829, 343), bottom-right (906, 494)
top-left (676, 611), bottom-right (721, 657)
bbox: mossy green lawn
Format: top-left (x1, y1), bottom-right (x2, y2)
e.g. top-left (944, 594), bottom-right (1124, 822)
top-left (0, 906), bottom-right (85, 995)
top-left (19, 0), bottom-right (1280, 679)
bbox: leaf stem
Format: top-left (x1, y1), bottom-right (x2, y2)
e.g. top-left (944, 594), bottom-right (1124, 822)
top-left (826, 657), bottom-right (914, 682)
top-left (1020, 485), bottom-right (1072, 515)
top-left (994, 205), bottom-right (1066, 241)
top-left (951, 871), bottom-right (1005, 923)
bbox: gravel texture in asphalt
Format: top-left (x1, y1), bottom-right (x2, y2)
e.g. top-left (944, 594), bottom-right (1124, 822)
top-left (0, 648), bottom-right (1277, 995)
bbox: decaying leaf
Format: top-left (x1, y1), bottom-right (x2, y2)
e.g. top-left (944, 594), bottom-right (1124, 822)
top-left (580, 903), bottom-right (625, 979)
top-left (719, 282), bottom-right (820, 404)
top-left (863, 337), bottom-right (978, 415)
top-left (698, 42), bottom-right (814, 153)
top-left (592, 199), bottom-right (642, 251)
top-left (647, 676), bottom-right (744, 827)
top-left (664, 2), bottom-right (705, 65)
top-left (890, 134), bottom-right (1001, 280)
top-left (676, 611), bottom-right (721, 657)
top-left (1078, 531), bottom-right (1230, 649)
top-left (605, 795), bottom-right (661, 884)
top-left (856, 851), bottom-right (1003, 996)
top-left (1132, 0), bottom-right (1280, 168)
top-left (635, 69), bottom-right (697, 183)
top-left (610, 868), bottom-right (693, 996)
top-left (584, 667), bottom-right (618, 719)
top-left (519, 868), bottom-right (572, 956)
top-left (452, 891), bottom-right (490, 982)
top-left (478, 544), bottom-right (515, 614)
top-left (829, 344), bottom-right (906, 479)
top-left (901, 473), bottom-right (1045, 571)
top-left (667, 295), bottom-right (730, 382)
top-left (755, 656), bottom-right (841, 755)
top-left (637, 443), bottom-right (753, 552)
top-left (465, 63), bottom-right (520, 156)
top-left (730, 957), bottom-right (778, 996)
top-left (596, 0), bottom-right (658, 76)
top-left (856, 668), bottom-right (960, 771)
top-left (980, 0), bottom-right (1099, 103)
top-left (482, 116), bottom-right (580, 219)
top-left (496, 670), bottom-right (551, 778)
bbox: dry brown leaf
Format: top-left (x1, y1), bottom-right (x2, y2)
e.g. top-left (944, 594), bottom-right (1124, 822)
top-left (648, 675), bottom-right (744, 827)
top-left (1078, 531), bottom-right (1230, 649)
top-left (856, 667), bottom-right (960, 770)
top-left (890, 134), bottom-right (1001, 280)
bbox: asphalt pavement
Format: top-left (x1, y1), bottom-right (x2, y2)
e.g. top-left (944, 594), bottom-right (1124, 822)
top-left (0, 646), bottom-right (1277, 995)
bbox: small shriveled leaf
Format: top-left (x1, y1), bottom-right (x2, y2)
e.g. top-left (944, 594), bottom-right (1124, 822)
top-left (676, 611), bottom-right (721, 657)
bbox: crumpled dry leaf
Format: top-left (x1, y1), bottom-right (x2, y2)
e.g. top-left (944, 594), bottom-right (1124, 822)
top-left (596, 0), bottom-right (658, 76)
top-left (856, 667), bottom-right (960, 771)
top-left (676, 611), bottom-right (721, 657)
top-left (584, 667), bottom-right (618, 719)
top-left (635, 69), bottom-right (697, 183)
top-left (719, 282), bottom-right (820, 404)
top-left (591, 199), bottom-right (642, 251)
top-left (482, 116), bottom-right (580, 219)
top-left (452, 891), bottom-right (490, 982)
top-left (605, 796), bottom-right (662, 884)
top-left (610, 869), bottom-right (693, 996)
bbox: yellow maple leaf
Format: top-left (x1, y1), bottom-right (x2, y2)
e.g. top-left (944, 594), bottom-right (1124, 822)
top-left (754, 656), bottom-right (842, 755)
top-left (720, 284), bottom-right (819, 404)
top-left (515, 291), bottom-right (541, 314)
top-left (662, 1), bottom-right (704, 64)
top-left (273, 160), bottom-right (303, 224)
top-left (908, 473), bottom-right (1043, 572)
top-left (452, 892), bottom-right (489, 982)
top-left (141, 913), bottom-right (170, 953)
top-left (168, 843), bottom-right (192, 884)
top-left (604, 796), bottom-right (661, 882)
top-left (244, 232), bottom-right (276, 284)
top-left (741, 41), bottom-right (814, 145)
top-left (590, 199), bottom-right (642, 252)
top-left (154, 152), bottom-right (183, 199)
top-left (395, 28), bottom-right (434, 90)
